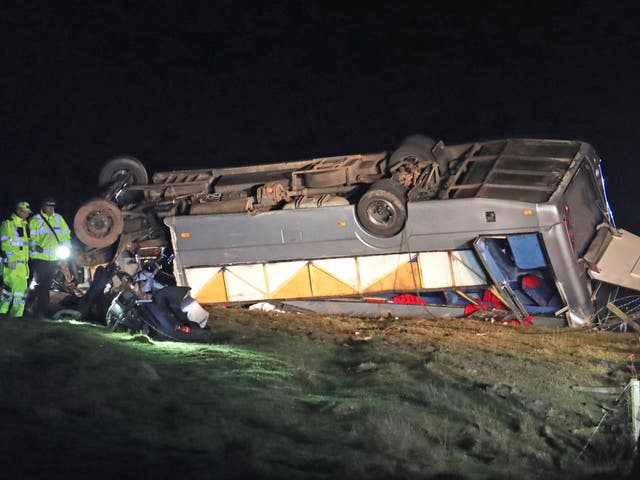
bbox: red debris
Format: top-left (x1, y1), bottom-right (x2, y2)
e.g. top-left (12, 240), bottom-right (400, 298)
top-left (390, 293), bottom-right (427, 305)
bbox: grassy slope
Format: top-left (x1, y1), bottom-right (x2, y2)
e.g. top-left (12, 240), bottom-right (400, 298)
top-left (0, 310), bottom-right (638, 480)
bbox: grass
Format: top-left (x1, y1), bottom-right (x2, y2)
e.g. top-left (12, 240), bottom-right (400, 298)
top-left (0, 310), bottom-right (638, 479)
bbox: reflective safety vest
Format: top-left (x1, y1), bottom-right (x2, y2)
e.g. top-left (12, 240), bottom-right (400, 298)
top-left (29, 211), bottom-right (71, 261)
top-left (0, 213), bottom-right (30, 264)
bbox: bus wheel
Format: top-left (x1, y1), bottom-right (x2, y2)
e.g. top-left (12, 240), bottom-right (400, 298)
top-left (98, 156), bottom-right (148, 205)
top-left (74, 199), bottom-right (124, 248)
top-left (389, 135), bottom-right (436, 166)
top-left (357, 179), bottom-right (408, 237)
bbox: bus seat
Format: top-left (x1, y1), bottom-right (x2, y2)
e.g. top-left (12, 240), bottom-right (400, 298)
top-left (521, 274), bottom-right (557, 306)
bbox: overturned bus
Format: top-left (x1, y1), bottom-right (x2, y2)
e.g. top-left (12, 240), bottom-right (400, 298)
top-left (73, 135), bottom-right (640, 328)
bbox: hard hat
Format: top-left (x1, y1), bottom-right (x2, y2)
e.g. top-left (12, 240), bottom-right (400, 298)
top-left (42, 197), bottom-right (56, 207)
top-left (16, 201), bottom-right (32, 214)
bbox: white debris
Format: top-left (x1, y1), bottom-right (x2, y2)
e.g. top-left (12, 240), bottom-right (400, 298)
top-left (248, 302), bottom-right (286, 313)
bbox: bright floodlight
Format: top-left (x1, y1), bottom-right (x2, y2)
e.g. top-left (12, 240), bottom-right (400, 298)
top-left (56, 245), bottom-right (71, 260)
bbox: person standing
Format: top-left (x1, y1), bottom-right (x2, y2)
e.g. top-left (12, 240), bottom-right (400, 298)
top-left (29, 197), bottom-right (72, 318)
top-left (0, 201), bottom-right (32, 317)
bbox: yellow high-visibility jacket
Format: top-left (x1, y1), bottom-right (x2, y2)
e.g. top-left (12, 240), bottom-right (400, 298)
top-left (1, 213), bottom-right (30, 265)
top-left (29, 211), bottom-right (71, 261)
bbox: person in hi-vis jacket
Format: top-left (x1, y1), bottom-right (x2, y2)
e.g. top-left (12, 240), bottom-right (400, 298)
top-left (0, 201), bottom-right (32, 317)
top-left (29, 197), bottom-right (71, 318)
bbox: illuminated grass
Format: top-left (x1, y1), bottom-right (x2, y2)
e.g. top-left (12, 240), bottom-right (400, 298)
top-left (1, 313), bottom-right (637, 479)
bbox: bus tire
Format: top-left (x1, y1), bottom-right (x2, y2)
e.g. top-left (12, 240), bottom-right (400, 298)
top-left (74, 199), bottom-right (124, 248)
top-left (357, 179), bottom-right (408, 237)
top-left (99, 156), bottom-right (148, 188)
top-left (389, 135), bottom-right (436, 167)
top-left (98, 156), bottom-right (148, 205)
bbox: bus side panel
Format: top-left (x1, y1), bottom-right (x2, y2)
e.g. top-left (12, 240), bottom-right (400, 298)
top-left (181, 250), bottom-right (488, 304)
top-left (165, 198), bottom-right (596, 325)
top-left (166, 198), bottom-right (545, 269)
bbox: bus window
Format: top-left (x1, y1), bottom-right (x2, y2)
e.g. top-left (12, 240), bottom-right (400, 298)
top-left (563, 164), bottom-right (606, 255)
top-left (507, 234), bottom-right (547, 270)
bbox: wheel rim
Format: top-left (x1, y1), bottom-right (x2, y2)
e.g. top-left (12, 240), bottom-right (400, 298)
top-left (110, 168), bottom-right (131, 183)
top-left (85, 209), bottom-right (115, 239)
top-left (366, 199), bottom-right (396, 227)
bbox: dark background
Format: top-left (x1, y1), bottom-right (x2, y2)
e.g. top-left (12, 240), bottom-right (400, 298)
top-left (1, 1), bottom-right (639, 232)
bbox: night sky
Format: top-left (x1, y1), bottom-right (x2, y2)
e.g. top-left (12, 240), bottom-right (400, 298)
top-left (1, 2), bottom-right (639, 232)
